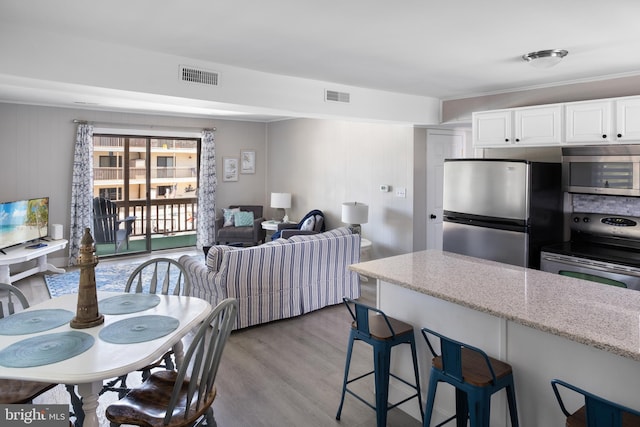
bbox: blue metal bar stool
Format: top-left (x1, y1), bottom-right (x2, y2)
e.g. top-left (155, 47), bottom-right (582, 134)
top-left (551, 379), bottom-right (640, 426)
top-left (421, 327), bottom-right (519, 427)
top-left (336, 298), bottom-right (423, 427)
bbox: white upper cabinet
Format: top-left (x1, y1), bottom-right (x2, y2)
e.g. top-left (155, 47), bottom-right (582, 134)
top-left (472, 110), bottom-right (512, 147)
top-left (616, 97), bottom-right (640, 142)
top-left (473, 105), bottom-right (562, 147)
top-left (565, 100), bottom-right (613, 144)
top-left (514, 105), bottom-right (563, 146)
top-left (473, 95), bottom-right (640, 147)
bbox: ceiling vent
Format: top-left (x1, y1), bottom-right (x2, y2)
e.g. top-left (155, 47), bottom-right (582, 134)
top-left (325, 90), bottom-right (350, 103)
top-left (180, 65), bottom-right (219, 86)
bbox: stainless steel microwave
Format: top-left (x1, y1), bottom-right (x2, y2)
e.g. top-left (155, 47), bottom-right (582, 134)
top-left (562, 145), bottom-right (640, 196)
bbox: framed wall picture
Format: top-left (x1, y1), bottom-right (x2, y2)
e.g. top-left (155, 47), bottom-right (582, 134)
top-left (223, 157), bottom-right (238, 182)
top-left (240, 150), bottom-right (255, 174)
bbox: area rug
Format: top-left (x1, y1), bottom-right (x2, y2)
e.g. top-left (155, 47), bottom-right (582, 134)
top-left (45, 263), bottom-right (139, 298)
top-left (44, 253), bottom-right (204, 298)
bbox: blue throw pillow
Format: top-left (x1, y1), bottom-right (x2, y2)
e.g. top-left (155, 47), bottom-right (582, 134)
top-left (234, 211), bottom-right (254, 227)
top-left (223, 208), bottom-right (240, 227)
top-left (300, 216), bottom-right (315, 231)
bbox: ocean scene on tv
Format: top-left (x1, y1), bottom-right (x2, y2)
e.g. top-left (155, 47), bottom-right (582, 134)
top-left (0, 197), bottom-right (49, 250)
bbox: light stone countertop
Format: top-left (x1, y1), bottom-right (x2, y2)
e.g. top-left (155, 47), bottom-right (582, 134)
top-left (350, 249), bottom-right (640, 361)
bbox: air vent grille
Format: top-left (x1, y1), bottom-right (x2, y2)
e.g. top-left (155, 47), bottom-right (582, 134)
top-left (180, 66), bottom-right (219, 86)
top-left (325, 90), bottom-right (350, 103)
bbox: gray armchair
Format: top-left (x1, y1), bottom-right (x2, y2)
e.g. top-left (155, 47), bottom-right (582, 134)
top-left (215, 205), bottom-right (266, 246)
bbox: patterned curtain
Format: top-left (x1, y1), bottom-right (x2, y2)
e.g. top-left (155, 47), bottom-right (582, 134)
top-left (68, 124), bottom-right (94, 266)
top-left (196, 129), bottom-right (217, 249)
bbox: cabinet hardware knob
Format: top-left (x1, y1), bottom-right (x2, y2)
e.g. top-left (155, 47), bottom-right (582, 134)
top-left (505, 138), bottom-right (509, 142)
top-left (602, 135), bottom-right (607, 138)
top-left (515, 138), bottom-right (520, 142)
top-left (618, 133), bottom-right (623, 138)
top-left (430, 214), bottom-right (436, 219)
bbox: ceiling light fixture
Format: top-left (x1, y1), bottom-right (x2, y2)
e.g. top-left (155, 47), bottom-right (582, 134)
top-left (522, 49), bottom-right (568, 69)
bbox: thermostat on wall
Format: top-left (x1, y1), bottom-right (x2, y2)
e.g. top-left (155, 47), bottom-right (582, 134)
top-left (379, 185), bottom-right (390, 192)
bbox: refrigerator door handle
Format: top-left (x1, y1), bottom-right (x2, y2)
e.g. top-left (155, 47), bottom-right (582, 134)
top-left (443, 212), bottom-right (528, 232)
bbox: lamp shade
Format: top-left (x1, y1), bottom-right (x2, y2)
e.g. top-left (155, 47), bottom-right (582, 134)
top-left (342, 202), bottom-right (369, 224)
top-left (270, 192), bottom-right (291, 209)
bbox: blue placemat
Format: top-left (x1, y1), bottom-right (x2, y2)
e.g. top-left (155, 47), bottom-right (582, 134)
top-left (99, 315), bottom-right (179, 344)
top-left (99, 294), bottom-right (161, 315)
top-left (0, 331), bottom-right (94, 368)
top-left (0, 309), bottom-right (75, 335)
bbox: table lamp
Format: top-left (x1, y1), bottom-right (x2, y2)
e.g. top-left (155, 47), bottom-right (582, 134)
top-left (271, 192), bottom-right (292, 222)
top-left (342, 202), bottom-right (368, 234)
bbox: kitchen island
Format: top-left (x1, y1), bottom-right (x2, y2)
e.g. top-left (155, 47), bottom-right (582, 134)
top-left (350, 250), bottom-right (640, 426)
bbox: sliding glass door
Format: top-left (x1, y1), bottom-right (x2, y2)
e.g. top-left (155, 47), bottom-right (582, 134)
top-left (93, 135), bottom-right (199, 257)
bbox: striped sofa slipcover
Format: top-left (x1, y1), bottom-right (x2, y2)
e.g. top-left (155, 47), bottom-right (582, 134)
top-left (179, 227), bottom-right (361, 329)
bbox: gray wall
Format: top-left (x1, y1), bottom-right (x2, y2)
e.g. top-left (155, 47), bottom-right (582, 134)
top-left (266, 118), bottom-right (415, 258)
top-left (0, 103), bottom-right (267, 265)
top-left (0, 104), bottom-right (420, 265)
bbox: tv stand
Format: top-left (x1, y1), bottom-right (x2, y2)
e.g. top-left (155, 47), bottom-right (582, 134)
top-left (0, 239), bottom-right (67, 284)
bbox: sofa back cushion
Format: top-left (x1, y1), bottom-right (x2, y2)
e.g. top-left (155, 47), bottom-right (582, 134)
top-left (206, 245), bottom-right (239, 272)
top-left (321, 226), bottom-right (351, 238)
top-left (261, 238), bottom-right (289, 247)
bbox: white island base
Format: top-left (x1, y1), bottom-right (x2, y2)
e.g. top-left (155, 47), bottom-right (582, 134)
top-left (380, 280), bottom-right (640, 426)
top-left (349, 250), bottom-right (640, 427)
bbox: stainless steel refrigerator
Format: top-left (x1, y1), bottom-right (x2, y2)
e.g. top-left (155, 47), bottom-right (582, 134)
top-left (442, 159), bottom-right (563, 269)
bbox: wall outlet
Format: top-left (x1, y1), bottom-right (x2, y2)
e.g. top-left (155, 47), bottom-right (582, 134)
top-left (379, 184), bottom-right (390, 192)
top-left (395, 187), bottom-right (406, 198)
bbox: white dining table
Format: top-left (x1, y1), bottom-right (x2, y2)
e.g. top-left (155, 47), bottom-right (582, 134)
top-left (0, 291), bottom-right (212, 427)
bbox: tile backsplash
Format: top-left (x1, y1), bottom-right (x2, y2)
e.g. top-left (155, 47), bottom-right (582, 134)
top-left (572, 194), bottom-right (640, 216)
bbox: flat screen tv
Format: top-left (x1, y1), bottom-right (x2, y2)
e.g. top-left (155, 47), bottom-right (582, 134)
top-left (0, 197), bottom-right (49, 252)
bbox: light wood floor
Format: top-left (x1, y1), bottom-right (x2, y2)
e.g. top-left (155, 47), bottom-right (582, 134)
top-left (13, 250), bottom-right (422, 427)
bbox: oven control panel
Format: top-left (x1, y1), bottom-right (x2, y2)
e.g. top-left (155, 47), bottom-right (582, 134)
top-left (571, 212), bottom-right (640, 238)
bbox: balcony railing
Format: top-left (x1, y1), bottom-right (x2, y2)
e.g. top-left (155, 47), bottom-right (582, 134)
top-left (113, 197), bottom-right (197, 237)
top-left (93, 139), bottom-right (197, 150)
top-left (95, 167), bottom-right (198, 181)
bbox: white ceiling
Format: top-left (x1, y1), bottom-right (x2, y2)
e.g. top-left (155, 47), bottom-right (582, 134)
top-left (2, 0), bottom-right (640, 121)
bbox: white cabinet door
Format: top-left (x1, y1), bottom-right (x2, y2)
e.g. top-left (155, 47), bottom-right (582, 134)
top-left (565, 100), bottom-right (612, 143)
top-left (514, 105), bottom-right (563, 145)
top-left (616, 97), bottom-right (640, 142)
top-left (472, 110), bottom-right (512, 147)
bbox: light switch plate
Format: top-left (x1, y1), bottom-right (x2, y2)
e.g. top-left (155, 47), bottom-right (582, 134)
top-left (395, 187), bottom-right (406, 198)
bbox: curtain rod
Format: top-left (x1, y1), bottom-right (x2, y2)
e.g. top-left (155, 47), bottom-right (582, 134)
top-left (72, 119), bottom-right (216, 132)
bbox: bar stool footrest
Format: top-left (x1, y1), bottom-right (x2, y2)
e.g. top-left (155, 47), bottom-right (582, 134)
top-left (434, 413), bottom-right (459, 427)
top-left (344, 372), bottom-right (421, 413)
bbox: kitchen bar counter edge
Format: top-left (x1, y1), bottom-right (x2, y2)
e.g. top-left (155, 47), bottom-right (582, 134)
top-left (349, 249), bottom-right (640, 362)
